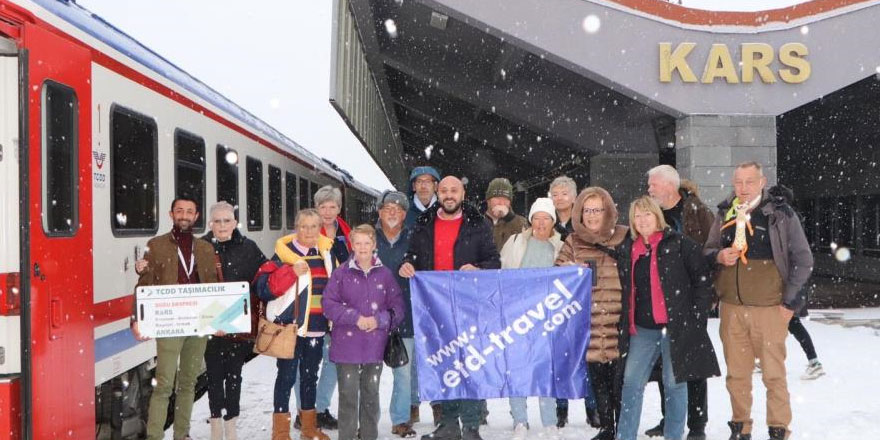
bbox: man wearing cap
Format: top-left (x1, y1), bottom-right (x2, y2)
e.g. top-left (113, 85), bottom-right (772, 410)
top-left (484, 177), bottom-right (529, 251)
top-left (377, 191), bottom-right (420, 438)
top-left (406, 166), bottom-right (441, 228)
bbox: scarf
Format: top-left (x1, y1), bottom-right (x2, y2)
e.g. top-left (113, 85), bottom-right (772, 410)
top-left (628, 231), bottom-right (668, 335)
top-left (413, 194), bottom-right (438, 212)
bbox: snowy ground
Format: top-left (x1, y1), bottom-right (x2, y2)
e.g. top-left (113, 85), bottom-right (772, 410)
top-left (182, 312), bottom-right (880, 440)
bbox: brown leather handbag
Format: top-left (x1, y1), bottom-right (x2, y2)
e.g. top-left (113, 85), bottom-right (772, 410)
top-left (253, 280), bottom-right (300, 359)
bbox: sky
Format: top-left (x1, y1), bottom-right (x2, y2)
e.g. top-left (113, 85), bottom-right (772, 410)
top-left (73, 0), bottom-right (812, 193)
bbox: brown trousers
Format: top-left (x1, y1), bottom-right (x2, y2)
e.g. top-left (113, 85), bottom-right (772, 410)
top-left (719, 303), bottom-right (791, 435)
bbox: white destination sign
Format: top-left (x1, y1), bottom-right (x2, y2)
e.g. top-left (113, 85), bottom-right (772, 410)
top-left (136, 282), bottom-right (252, 338)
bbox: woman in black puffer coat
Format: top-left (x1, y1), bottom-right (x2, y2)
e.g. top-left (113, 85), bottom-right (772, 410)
top-left (202, 202), bottom-right (267, 439)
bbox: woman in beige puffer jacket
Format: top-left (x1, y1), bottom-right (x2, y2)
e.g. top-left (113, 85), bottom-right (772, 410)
top-left (554, 186), bottom-right (628, 440)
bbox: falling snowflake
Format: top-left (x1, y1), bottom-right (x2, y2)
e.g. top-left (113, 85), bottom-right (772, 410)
top-left (582, 15), bottom-right (601, 34)
top-left (384, 19), bottom-right (399, 38)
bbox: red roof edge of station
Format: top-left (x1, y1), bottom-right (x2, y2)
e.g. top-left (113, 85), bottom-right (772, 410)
top-left (604, 0), bottom-right (879, 26)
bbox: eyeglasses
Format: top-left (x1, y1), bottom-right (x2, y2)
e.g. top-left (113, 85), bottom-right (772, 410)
top-left (583, 208), bottom-right (605, 215)
top-left (414, 178), bottom-right (435, 185)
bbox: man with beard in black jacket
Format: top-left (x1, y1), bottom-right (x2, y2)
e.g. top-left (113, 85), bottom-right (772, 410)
top-left (399, 176), bottom-right (501, 440)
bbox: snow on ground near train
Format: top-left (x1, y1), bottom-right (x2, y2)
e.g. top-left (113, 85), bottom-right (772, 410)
top-left (183, 311), bottom-right (880, 440)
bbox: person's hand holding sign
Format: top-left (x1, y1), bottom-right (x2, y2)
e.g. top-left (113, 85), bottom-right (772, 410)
top-left (399, 262), bottom-right (416, 278)
top-left (293, 260), bottom-right (309, 276)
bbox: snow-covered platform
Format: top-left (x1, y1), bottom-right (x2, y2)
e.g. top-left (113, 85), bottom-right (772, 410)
top-left (183, 311), bottom-right (880, 440)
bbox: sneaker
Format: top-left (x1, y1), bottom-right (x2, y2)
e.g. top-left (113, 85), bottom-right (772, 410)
top-left (801, 359), bottom-right (825, 380)
top-left (542, 426), bottom-right (561, 440)
top-left (393, 423), bottom-right (418, 438)
top-left (316, 409), bottom-right (339, 430)
top-left (512, 423), bottom-right (528, 440)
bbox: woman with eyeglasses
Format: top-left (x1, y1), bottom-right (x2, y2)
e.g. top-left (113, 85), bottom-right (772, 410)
top-left (554, 187), bottom-right (628, 440)
top-left (614, 196), bottom-right (719, 440)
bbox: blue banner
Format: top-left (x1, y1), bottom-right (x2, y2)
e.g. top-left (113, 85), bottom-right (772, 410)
top-left (411, 266), bottom-right (593, 401)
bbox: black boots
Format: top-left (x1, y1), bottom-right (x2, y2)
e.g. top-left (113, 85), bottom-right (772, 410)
top-left (421, 422), bottom-right (462, 440)
top-left (645, 420), bottom-right (664, 437)
top-left (727, 421), bottom-right (752, 440)
top-left (462, 427), bottom-right (483, 440)
top-left (768, 427), bottom-right (787, 440)
top-left (316, 409), bottom-right (338, 430)
top-left (555, 406), bottom-right (568, 428)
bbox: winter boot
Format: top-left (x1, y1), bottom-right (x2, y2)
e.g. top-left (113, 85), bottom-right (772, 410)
top-left (727, 421), bottom-right (752, 440)
top-left (586, 407), bottom-right (601, 429)
top-left (393, 423), bottom-right (417, 438)
top-left (421, 421), bottom-right (462, 440)
top-left (431, 404), bottom-right (444, 427)
top-left (768, 426), bottom-right (788, 440)
top-left (590, 428), bottom-right (615, 440)
top-left (224, 417), bottom-right (238, 440)
top-left (479, 401), bottom-right (489, 426)
top-left (210, 418), bottom-right (223, 440)
top-left (316, 409), bottom-right (339, 430)
top-left (644, 420), bottom-right (664, 437)
top-left (300, 410), bottom-right (331, 440)
top-left (555, 405), bottom-right (568, 428)
top-left (462, 427), bottom-right (483, 440)
top-left (410, 405), bottom-right (421, 424)
top-left (686, 428), bottom-right (707, 440)
top-left (272, 413), bottom-right (293, 440)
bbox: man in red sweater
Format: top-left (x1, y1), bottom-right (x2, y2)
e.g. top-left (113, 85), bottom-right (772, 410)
top-left (400, 176), bottom-right (501, 440)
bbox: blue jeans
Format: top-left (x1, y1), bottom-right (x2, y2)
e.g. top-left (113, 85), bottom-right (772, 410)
top-left (295, 334), bottom-right (338, 412)
top-left (617, 327), bottom-right (687, 440)
top-left (275, 336), bottom-right (324, 413)
top-left (390, 338), bottom-right (419, 425)
top-left (508, 397), bottom-right (557, 428)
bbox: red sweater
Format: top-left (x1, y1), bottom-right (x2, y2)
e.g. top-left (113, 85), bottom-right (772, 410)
top-left (433, 216), bottom-right (463, 270)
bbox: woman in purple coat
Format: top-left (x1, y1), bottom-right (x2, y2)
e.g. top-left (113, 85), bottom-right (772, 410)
top-left (323, 224), bottom-right (406, 440)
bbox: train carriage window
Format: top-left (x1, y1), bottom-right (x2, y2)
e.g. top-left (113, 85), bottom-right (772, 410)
top-left (862, 195), bottom-right (880, 257)
top-left (246, 156), bottom-right (263, 230)
top-left (216, 144), bottom-right (239, 210)
top-left (299, 177), bottom-right (310, 210)
top-left (111, 105), bottom-right (158, 235)
top-left (41, 81), bottom-right (78, 236)
top-left (285, 172), bottom-right (298, 229)
top-left (175, 130), bottom-right (206, 231)
top-left (269, 165), bottom-right (282, 230)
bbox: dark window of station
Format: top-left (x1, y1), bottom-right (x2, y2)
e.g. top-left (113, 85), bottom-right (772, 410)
top-left (246, 156), bottom-right (263, 230)
top-left (795, 199), bottom-right (816, 248)
top-left (285, 172), bottom-right (298, 229)
top-left (174, 130), bottom-right (206, 231)
top-left (299, 177), bottom-right (310, 210)
top-left (111, 105), bottom-right (158, 235)
top-left (818, 197), bottom-right (854, 250)
top-left (269, 165), bottom-right (282, 230)
top-left (861, 194), bottom-right (880, 257)
top-left (41, 81), bottom-right (78, 236)
top-left (216, 145), bottom-right (238, 210)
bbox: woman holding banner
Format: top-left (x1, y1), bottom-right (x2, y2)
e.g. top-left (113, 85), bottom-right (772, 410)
top-left (323, 224), bottom-right (405, 440)
top-left (614, 196), bottom-right (719, 440)
top-left (554, 187), bottom-right (628, 440)
top-left (499, 198), bottom-right (565, 439)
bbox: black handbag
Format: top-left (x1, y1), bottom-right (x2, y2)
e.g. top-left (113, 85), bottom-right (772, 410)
top-left (384, 310), bottom-right (409, 367)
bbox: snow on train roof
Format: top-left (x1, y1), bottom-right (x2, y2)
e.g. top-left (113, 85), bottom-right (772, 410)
top-left (29, 0), bottom-right (371, 191)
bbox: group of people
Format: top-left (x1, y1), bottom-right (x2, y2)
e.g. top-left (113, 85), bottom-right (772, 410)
top-left (131, 160), bottom-right (820, 440)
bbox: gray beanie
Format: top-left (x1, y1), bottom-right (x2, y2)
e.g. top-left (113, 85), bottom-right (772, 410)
top-left (379, 190), bottom-right (410, 211)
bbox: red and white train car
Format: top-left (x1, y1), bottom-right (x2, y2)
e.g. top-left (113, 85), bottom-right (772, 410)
top-left (0, 1), bottom-right (378, 438)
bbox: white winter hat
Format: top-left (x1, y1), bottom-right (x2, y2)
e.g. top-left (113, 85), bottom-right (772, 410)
top-left (528, 197), bottom-right (557, 223)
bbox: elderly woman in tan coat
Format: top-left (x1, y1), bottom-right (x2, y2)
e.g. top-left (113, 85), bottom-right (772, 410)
top-left (554, 187), bottom-right (628, 440)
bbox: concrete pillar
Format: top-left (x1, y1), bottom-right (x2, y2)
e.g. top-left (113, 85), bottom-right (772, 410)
top-left (675, 115), bottom-right (777, 208)
top-left (590, 153), bottom-right (658, 214)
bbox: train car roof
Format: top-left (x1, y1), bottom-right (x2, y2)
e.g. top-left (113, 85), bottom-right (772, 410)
top-left (27, 0), bottom-right (375, 193)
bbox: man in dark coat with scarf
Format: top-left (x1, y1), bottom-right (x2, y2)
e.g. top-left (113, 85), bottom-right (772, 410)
top-left (399, 176), bottom-right (501, 440)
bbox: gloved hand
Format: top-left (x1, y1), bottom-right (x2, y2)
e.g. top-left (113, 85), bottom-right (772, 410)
top-left (268, 264), bottom-right (297, 297)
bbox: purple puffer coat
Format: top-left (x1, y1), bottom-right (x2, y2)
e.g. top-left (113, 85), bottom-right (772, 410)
top-left (322, 257), bottom-right (405, 364)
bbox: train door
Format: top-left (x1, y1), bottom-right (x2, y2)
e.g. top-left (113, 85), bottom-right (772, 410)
top-left (0, 35), bottom-right (22, 440)
top-left (22, 23), bottom-right (94, 439)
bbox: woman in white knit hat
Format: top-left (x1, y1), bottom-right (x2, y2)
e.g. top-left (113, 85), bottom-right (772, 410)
top-left (498, 197), bottom-right (565, 440)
